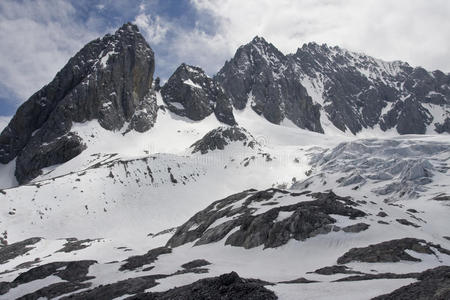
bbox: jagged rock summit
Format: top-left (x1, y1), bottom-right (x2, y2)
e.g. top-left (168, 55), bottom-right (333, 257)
top-left (161, 63), bottom-right (236, 125)
top-left (0, 23), bottom-right (157, 184)
top-left (217, 37), bottom-right (450, 135)
top-left (216, 36), bottom-right (323, 133)
top-left (190, 126), bottom-right (258, 154)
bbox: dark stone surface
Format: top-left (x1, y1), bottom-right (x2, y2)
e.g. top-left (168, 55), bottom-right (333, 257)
top-left (377, 211), bottom-right (388, 217)
top-left (337, 238), bottom-right (450, 264)
top-left (13, 260), bottom-right (96, 284)
top-left (278, 277), bottom-right (317, 284)
top-left (390, 98), bottom-right (432, 134)
top-left (17, 282), bottom-right (91, 300)
top-left (216, 37), bottom-right (323, 133)
top-left (372, 266), bottom-right (450, 300)
top-left (181, 259), bottom-right (211, 270)
top-left (120, 247), bottom-right (172, 271)
top-left (0, 260), bottom-right (96, 296)
top-left (217, 38), bottom-right (450, 135)
top-left (335, 272), bottom-right (420, 282)
top-left (191, 126), bottom-right (258, 154)
top-left (310, 265), bottom-right (363, 275)
top-left (342, 222), bottom-right (370, 233)
top-left (396, 219), bottom-right (420, 228)
top-left (0, 237), bottom-right (41, 264)
top-left (161, 64), bottom-right (235, 125)
top-left (167, 189), bottom-right (366, 249)
top-left (56, 238), bottom-right (97, 253)
top-left (435, 117), bottom-right (450, 133)
top-left (433, 194), bottom-right (450, 201)
top-left (0, 23), bottom-right (157, 183)
top-left (127, 271), bottom-right (277, 300)
top-left (62, 274), bottom-right (167, 300)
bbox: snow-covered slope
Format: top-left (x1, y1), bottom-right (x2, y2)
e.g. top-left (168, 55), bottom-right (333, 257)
top-left (1, 102), bottom-right (449, 299)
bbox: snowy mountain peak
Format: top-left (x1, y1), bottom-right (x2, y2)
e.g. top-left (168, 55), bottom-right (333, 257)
top-left (218, 36), bottom-right (450, 135)
top-left (0, 23), bottom-right (156, 183)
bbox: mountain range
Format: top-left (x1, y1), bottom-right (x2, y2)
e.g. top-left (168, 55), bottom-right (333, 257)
top-left (0, 23), bottom-right (449, 299)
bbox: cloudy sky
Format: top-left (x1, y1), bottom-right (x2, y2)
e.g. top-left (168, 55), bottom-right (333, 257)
top-left (0, 0), bottom-right (449, 116)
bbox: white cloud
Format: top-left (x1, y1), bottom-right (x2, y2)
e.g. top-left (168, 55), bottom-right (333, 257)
top-left (0, 116), bottom-right (11, 131)
top-left (185, 0), bottom-right (450, 73)
top-left (0, 0), bottom-right (101, 101)
top-left (134, 13), bottom-right (170, 45)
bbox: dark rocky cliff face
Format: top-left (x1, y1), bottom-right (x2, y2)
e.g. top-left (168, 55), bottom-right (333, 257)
top-left (161, 64), bottom-right (236, 125)
top-left (216, 37), bottom-right (323, 133)
top-left (216, 38), bottom-right (450, 135)
top-left (0, 23), bottom-right (157, 183)
top-left (292, 43), bottom-right (449, 134)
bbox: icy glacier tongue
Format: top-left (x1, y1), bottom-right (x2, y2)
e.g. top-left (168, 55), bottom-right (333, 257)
top-left (1, 24), bottom-right (450, 300)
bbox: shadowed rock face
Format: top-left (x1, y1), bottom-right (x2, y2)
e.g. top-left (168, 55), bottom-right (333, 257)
top-left (372, 266), bottom-right (450, 300)
top-left (0, 260), bottom-right (96, 297)
top-left (119, 247), bottom-right (172, 271)
top-left (127, 271), bottom-right (277, 300)
top-left (337, 238), bottom-right (450, 264)
top-left (190, 126), bottom-right (258, 154)
top-left (216, 37), bottom-right (323, 133)
top-left (435, 117), bottom-right (450, 133)
top-left (161, 64), bottom-right (236, 125)
top-left (0, 22), bottom-right (157, 183)
top-left (217, 38), bottom-right (450, 135)
top-left (166, 189), bottom-right (366, 249)
top-left (0, 237), bottom-right (41, 264)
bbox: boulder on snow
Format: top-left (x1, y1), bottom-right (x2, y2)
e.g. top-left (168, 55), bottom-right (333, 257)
top-left (337, 238), bottom-right (450, 264)
top-left (190, 126), bottom-right (258, 154)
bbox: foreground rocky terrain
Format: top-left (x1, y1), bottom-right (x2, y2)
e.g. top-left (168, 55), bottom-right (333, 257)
top-left (0, 23), bottom-right (449, 299)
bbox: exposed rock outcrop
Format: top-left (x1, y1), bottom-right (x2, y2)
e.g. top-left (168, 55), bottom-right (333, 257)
top-left (216, 37), bottom-right (323, 132)
top-left (0, 237), bottom-right (41, 264)
top-left (161, 64), bottom-right (236, 125)
top-left (217, 38), bottom-right (450, 135)
top-left (120, 246), bottom-right (172, 271)
top-left (181, 259), bottom-right (211, 270)
top-left (310, 265), bottom-right (363, 275)
top-left (127, 271), bottom-right (277, 300)
top-left (166, 189), bottom-right (366, 249)
top-left (0, 260), bottom-right (96, 296)
top-left (0, 23), bottom-right (157, 183)
top-left (372, 266), bottom-right (450, 300)
top-left (435, 117), bottom-right (450, 133)
top-left (337, 238), bottom-right (450, 264)
top-left (191, 126), bottom-right (258, 154)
